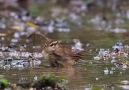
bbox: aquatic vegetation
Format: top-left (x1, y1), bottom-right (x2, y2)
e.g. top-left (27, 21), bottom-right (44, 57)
top-left (32, 73), bottom-right (67, 90)
top-left (91, 86), bottom-right (104, 90)
top-left (0, 74), bottom-right (68, 90)
top-left (0, 75), bottom-right (9, 90)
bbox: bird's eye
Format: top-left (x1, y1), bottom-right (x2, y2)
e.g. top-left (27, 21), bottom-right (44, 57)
top-left (49, 41), bottom-right (58, 46)
top-left (49, 44), bottom-right (54, 46)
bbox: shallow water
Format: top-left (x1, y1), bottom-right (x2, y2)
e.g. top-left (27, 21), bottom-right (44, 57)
top-left (1, 55), bottom-right (129, 90)
top-left (1, 2), bottom-right (129, 89)
top-left (0, 33), bottom-right (129, 90)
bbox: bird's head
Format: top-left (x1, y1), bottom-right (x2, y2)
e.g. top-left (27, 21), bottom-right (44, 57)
top-left (43, 40), bottom-right (59, 52)
top-left (27, 31), bottom-right (60, 53)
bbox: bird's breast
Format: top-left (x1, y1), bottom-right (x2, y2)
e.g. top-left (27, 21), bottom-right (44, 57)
top-left (42, 50), bottom-right (49, 60)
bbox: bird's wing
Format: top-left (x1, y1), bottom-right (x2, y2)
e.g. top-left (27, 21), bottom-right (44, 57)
top-left (53, 45), bottom-right (84, 62)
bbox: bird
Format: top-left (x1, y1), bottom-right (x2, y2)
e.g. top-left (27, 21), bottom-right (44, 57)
top-left (28, 32), bottom-right (84, 68)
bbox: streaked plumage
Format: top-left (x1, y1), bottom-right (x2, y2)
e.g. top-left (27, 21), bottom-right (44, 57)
top-left (28, 32), bottom-right (84, 68)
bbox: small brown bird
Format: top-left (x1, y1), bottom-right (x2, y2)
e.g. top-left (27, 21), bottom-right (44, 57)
top-left (28, 32), bottom-right (84, 68)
